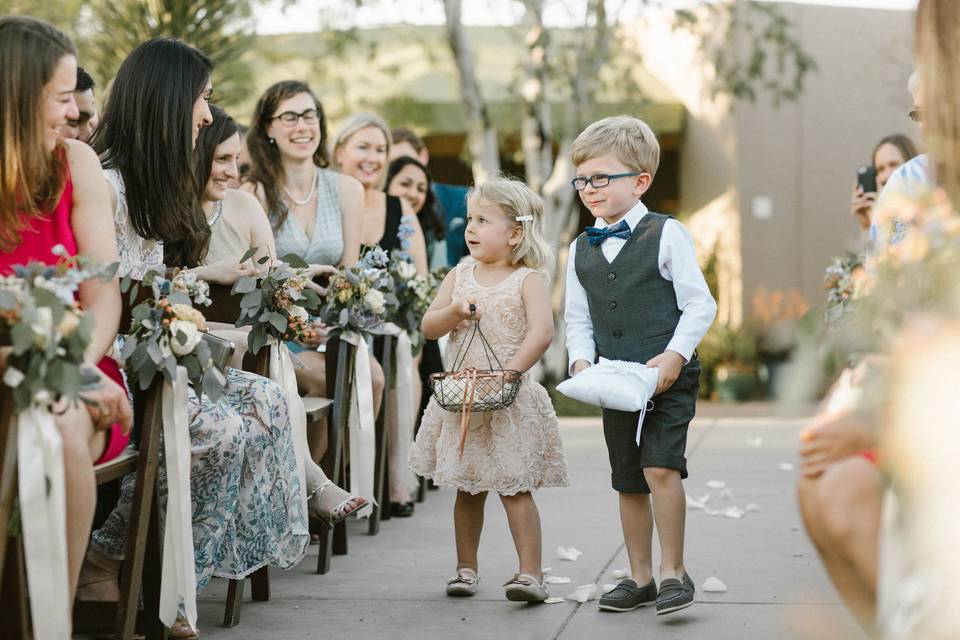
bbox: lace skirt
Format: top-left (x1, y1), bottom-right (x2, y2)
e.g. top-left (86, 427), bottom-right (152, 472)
top-left (91, 368), bottom-right (309, 589)
top-left (409, 379), bottom-right (569, 495)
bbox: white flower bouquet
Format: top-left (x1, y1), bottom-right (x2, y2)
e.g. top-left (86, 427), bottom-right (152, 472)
top-left (0, 247), bottom-right (117, 411)
top-left (121, 270), bottom-right (225, 400)
top-left (387, 255), bottom-right (438, 354)
top-left (318, 247), bottom-right (397, 337)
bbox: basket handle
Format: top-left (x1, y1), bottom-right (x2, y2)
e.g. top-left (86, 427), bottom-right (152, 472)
top-left (449, 305), bottom-right (505, 373)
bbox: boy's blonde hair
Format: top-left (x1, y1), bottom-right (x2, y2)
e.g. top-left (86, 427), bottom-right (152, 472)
top-left (469, 176), bottom-right (553, 278)
top-left (570, 115), bottom-right (661, 178)
top-left (330, 112), bottom-right (392, 188)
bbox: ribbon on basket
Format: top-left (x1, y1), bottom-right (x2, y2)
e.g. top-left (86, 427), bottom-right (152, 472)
top-left (17, 405), bottom-right (70, 640)
top-left (159, 366), bottom-right (198, 632)
top-left (454, 368), bottom-right (478, 459)
top-left (341, 331), bottom-right (375, 518)
top-left (382, 323), bottom-right (417, 492)
top-left (269, 338), bottom-right (308, 518)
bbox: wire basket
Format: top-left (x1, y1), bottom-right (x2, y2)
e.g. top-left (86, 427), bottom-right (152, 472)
top-left (429, 306), bottom-right (521, 413)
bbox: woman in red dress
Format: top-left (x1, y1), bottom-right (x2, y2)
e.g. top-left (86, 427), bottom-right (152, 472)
top-left (0, 16), bottom-right (132, 606)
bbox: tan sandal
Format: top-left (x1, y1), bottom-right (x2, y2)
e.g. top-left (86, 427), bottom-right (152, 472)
top-left (77, 548), bottom-right (121, 602)
top-left (307, 480), bottom-right (368, 527)
top-left (167, 617), bottom-right (199, 639)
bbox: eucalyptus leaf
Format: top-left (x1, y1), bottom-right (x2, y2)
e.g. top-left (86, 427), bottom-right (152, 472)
top-left (269, 312), bottom-right (287, 333)
top-left (239, 246), bottom-right (258, 264)
top-left (232, 277), bottom-right (257, 294)
top-left (241, 289), bottom-right (262, 310)
top-left (138, 361), bottom-right (156, 390)
top-left (120, 276), bottom-right (132, 294)
top-left (280, 253), bottom-right (308, 269)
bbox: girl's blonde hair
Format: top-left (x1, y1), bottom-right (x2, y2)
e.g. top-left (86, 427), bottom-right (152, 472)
top-left (469, 176), bottom-right (553, 278)
top-left (329, 112), bottom-right (392, 189)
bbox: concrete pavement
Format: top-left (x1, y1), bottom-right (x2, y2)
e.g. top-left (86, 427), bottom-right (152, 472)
top-left (196, 408), bottom-right (865, 640)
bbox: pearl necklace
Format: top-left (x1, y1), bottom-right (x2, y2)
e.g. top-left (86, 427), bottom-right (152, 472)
top-left (282, 168), bottom-right (318, 207)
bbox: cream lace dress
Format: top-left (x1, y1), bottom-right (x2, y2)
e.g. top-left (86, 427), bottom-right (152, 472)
top-left (409, 262), bottom-right (569, 495)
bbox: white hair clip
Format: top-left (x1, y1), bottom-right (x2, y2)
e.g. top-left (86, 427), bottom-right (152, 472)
top-left (516, 215), bottom-right (534, 222)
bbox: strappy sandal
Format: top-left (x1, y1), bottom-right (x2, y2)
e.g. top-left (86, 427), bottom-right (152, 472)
top-left (307, 480), bottom-right (368, 528)
top-left (503, 573), bottom-right (548, 603)
top-left (167, 617), bottom-right (199, 639)
top-left (446, 567), bottom-right (479, 597)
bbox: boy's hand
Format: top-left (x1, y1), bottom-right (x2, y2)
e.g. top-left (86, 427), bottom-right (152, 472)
top-left (646, 350), bottom-right (685, 395)
top-left (571, 359), bottom-right (591, 376)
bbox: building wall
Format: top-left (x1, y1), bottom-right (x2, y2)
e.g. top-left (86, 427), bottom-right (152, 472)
top-left (630, 2), bottom-right (915, 322)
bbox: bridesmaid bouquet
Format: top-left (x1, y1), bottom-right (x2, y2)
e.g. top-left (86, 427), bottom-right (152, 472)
top-left (387, 255), bottom-right (437, 354)
top-left (823, 252), bottom-right (865, 323)
top-left (232, 250), bottom-right (323, 355)
top-left (318, 247), bottom-right (397, 336)
top-left (122, 270), bottom-right (225, 400)
top-left (0, 248), bottom-right (116, 411)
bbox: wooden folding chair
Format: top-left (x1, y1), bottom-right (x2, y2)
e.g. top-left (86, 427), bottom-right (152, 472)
top-left (0, 383), bottom-right (29, 640)
top-left (369, 335), bottom-right (396, 535)
top-left (313, 336), bottom-right (356, 574)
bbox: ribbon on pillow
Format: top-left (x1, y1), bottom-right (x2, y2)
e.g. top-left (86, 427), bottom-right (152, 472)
top-left (340, 331), bottom-right (376, 518)
top-left (382, 323), bottom-right (417, 493)
top-left (269, 338), bottom-right (308, 517)
top-left (18, 404), bottom-right (70, 640)
top-left (159, 366), bottom-right (198, 632)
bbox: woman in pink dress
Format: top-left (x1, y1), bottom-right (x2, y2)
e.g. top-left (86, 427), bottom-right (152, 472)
top-left (0, 16), bottom-right (132, 608)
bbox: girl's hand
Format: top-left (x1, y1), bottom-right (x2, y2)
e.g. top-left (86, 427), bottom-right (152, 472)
top-left (453, 297), bottom-right (480, 321)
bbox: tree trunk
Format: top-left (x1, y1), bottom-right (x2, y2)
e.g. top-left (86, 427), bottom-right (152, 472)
top-left (520, 0), bottom-right (552, 195)
top-left (443, 0), bottom-right (500, 183)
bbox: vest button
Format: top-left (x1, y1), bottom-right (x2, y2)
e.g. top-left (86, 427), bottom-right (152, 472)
top-left (608, 301), bottom-right (618, 310)
top-left (613, 330), bottom-right (623, 339)
top-left (607, 272), bottom-right (616, 281)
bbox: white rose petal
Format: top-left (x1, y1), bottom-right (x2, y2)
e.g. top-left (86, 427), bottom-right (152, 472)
top-left (169, 320), bottom-right (202, 356)
top-left (31, 307), bottom-right (54, 346)
top-left (3, 367), bottom-right (25, 387)
top-left (702, 576), bottom-right (728, 593)
top-left (364, 288), bottom-right (386, 315)
top-left (397, 261), bottom-right (417, 280)
top-left (288, 305), bottom-right (309, 320)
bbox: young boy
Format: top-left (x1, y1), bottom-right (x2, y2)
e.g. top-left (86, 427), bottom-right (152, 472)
top-left (564, 115), bottom-right (717, 615)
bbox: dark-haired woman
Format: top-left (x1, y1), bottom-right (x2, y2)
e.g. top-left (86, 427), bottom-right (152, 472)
top-left (242, 81), bottom-right (384, 414)
top-left (0, 16), bottom-right (133, 614)
top-left (197, 105), bottom-right (367, 524)
top-left (850, 133), bottom-right (919, 233)
top-left (80, 39), bottom-right (307, 638)
top-left (386, 155), bottom-right (447, 270)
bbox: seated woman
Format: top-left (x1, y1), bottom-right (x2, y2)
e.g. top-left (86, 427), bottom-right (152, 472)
top-left (0, 16), bottom-right (133, 613)
top-left (386, 155), bottom-right (447, 270)
top-left (241, 80), bottom-right (384, 412)
top-left (331, 113), bottom-right (429, 517)
top-left (78, 38), bottom-right (308, 639)
top-left (195, 104), bottom-right (368, 522)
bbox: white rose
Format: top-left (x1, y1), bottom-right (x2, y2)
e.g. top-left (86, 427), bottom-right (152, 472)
top-left (3, 366), bottom-right (25, 387)
top-left (288, 305), bottom-right (309, 320)
top-left (31, 307), bottom-right (53, 346)
top-left (169, 319), bottom-right (202, 356)
top-left (364, 288), bottom-right (386, 315)
top-left (396, 260), bottom-right (417, 281)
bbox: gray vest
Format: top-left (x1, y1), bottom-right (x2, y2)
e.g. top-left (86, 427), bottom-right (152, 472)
top-left (574, 213), bottom-right (681, 363)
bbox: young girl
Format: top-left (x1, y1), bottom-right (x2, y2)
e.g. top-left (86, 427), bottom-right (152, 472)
top-left (409, 177), bottom-right (569, 603)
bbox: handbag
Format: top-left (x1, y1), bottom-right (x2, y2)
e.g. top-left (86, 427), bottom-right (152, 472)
top-left (428, 305), bottom-right (521, 457)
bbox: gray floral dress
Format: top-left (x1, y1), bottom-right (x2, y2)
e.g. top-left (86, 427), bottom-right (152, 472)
top-left (91, 171), bottom-right (308, 589)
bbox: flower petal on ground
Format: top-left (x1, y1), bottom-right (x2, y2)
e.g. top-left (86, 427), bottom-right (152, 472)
top-left (702, 576), bottom-right (728, 592)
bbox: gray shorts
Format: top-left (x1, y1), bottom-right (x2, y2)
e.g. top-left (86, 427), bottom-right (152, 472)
top-left (602, 360), bottom-right (700, 494)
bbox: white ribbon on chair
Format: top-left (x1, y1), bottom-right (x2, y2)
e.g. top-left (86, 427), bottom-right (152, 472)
top-left (17, 405), bottom-right (69, 640)
top-left (340, 331), bottom-right (375, 518)
top-left (159, 366), bottom-right (197, 632)
top-left (382, 323), bottom-right (417, 493)
top-left (269, 339), bottom-right (308, 517)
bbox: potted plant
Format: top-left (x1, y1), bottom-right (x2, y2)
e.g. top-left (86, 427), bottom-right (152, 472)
top-left (750, 287), bottom-right (810, 398)
top-left (698, 324), bottom-right (759, 402)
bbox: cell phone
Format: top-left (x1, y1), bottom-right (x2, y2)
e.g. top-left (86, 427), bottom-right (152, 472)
top-left (856, 165), bottom-right (877, 194)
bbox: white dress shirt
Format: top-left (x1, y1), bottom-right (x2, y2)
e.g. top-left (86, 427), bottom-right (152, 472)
top-left (564, 200), bottom-right (717, 372)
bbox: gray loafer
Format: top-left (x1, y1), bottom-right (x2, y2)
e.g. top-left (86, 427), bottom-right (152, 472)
top-left (446, 568), bottom-right (479, 597)
top-left (598, 578), bottom-right (657, 612)
top-left (656, 572), bottom-right (695, 615)
top-left (503, 573), bottom-right (548, 603)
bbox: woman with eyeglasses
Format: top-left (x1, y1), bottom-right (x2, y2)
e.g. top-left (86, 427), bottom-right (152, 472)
top-left (243, 81), bottom-right (383, 523)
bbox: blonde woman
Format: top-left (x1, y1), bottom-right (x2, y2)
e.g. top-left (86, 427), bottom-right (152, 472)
top-left (332, 113), bottom-right (428, 516)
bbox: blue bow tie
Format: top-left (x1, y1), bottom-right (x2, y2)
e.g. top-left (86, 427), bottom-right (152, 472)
top-left (585, 219), bottom-right (632, 246)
